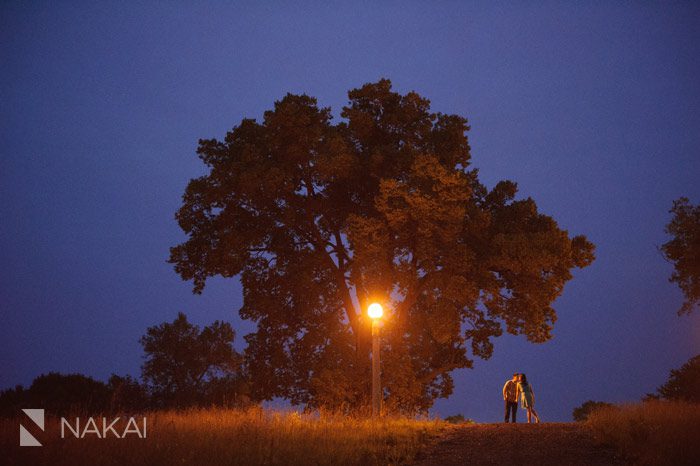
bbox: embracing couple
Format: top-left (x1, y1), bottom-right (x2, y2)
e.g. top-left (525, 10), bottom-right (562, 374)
top-left (502, 373), bottom-right (541, 423)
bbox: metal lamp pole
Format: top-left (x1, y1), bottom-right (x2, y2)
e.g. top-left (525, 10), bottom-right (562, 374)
top-left (368, 303), bottom-right (383, 417)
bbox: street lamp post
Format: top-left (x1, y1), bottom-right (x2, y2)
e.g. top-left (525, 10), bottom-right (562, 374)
top-left (368, 303), bottom-right (383, 417)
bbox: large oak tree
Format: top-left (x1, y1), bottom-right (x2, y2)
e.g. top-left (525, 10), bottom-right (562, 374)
top-left (170, 79), bottom-right (595, 413)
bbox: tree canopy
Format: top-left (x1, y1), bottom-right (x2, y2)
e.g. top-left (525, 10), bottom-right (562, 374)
top-left (661, 197), bottom-right (700, 315)
top-left (170, 79), bottom-right (595, 413)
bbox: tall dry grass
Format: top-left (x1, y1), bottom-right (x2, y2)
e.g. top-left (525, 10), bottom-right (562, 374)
top-left (0, 407), bottom-right (447, 466)
top-left (587, 400), bottom-right (700, 466)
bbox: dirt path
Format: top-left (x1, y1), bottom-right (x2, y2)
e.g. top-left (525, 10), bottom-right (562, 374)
top-left (412, 423), bottom-right (627, 466)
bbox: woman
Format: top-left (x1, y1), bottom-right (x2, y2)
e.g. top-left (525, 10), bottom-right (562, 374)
top-left (517, 373), bottom-right (541, 423)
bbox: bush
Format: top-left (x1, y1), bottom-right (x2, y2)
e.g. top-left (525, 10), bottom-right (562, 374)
top-left (107, 374), bottom-right (150, 412)
top-left (0, 373), bottom-right (112, 416)
top-left (1, 373), bottom-right (150, 417)
top-left (443, 414), bottom-right (475, 424)
top-left (572, 400), bottom-right (613, 422)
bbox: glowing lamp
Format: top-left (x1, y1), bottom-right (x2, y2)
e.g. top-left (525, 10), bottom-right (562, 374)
top-left (368, 303), bottom-right (383, 320)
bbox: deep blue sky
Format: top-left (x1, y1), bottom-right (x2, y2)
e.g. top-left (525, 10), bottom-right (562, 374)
top-left (1, 1), bottom-right (699, 422)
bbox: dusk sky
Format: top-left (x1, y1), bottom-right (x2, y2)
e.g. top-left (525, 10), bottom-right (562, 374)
top-left (1, 1), bottom-right (699, 422)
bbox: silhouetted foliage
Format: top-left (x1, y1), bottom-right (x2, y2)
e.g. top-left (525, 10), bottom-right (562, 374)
top-left (647, 355), bottom-right (700, 403)
top-left (0, 385), bottom-right (28, 417)
top-left (140, 312), bottom-right (246, 408)
top-left (0, 314), bottom-right (249, 415)
top-left (443, 413), bottom-right (474, 424)
top-left (28, 372), bottom-right (110, 414)
top-left (0, 373), bottom-right (110, 416)
top-left (170, 79), bottom-right (595, 413)
top-left (572, 400), bottom-right (614, 422)
top-left (107, 374), bottom-right (149, 412)
top-left (661, 197), bottom-right (700, 315)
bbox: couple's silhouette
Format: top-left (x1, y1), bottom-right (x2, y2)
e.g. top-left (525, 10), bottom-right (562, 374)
top-left (502, 373), bottom-right (541, 423)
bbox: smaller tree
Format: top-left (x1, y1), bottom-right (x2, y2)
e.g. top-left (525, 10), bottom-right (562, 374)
top-left (661, 197), bottom-right (700, 315)
top-left (648, 355), bottom-right (700, 403)
top-left (572, 400), bottom-right (614, 422)
top-left (140, 312), bottom-right (244, 408)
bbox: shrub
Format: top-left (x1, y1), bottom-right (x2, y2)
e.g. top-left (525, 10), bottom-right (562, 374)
top-left (572, 400), bottom-right (613, 422)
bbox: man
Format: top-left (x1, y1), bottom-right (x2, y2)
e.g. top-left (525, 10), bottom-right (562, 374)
top-left (503, 373), bottom-right (519, 423)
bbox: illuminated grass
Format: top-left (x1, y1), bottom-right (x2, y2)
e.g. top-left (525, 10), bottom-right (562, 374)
top-left (587, 401), bottom-right (700, 466)
top-left (1, 407), bottom-right (447, 466)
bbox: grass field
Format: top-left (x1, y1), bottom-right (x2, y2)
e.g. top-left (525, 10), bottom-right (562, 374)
top-left (1, 407), bottom-right (447, 466)
top-left (587, 400), bottom-right (700, 466)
